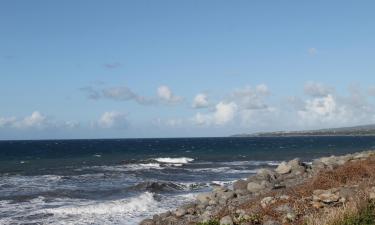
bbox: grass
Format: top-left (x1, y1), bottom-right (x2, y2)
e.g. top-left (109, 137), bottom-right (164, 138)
top-left (329, 200), bottom-right (375, 225)
top-left (196, 220), bottom-right (220, 225)
top-left (198, 156), bottom-right (375, 225)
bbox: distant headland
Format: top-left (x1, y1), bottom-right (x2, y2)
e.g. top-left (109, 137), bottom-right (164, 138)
top-left (232, 124), bottom-right (375, 137)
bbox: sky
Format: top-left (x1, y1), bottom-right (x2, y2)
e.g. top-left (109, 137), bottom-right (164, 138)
top-left (1, 0), bottom-right (375, 140)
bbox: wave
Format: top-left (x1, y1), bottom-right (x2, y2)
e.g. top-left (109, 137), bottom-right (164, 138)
top-left (129, 181), bottom-right (208, 193)
top-left (153, 157), bottom-right (194, 164)
top-left (0, 192), bottom-right (197, 225)
top-left (221, 160), bottom-right (280, 166)
top-left (44, 192), bottom-right (157, 216)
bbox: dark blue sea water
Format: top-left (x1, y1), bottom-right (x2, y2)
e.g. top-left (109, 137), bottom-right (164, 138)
top-left (1, 136), bottom-right (375, 224)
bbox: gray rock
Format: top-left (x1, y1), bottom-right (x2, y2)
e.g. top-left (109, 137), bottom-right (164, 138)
top-left (263, 220), bottom-right (281, 225)
top-left (256, 168), bottom-right (277, 181)
top-left (196, 193), bottom-right (211, 204)
top-left (275, 204), bottom-right (293, 214)
top-left (233, 179), bottom-right (248, 191)
top-left (220, 215), bottom-right (234, 225)
top-left (275, 162), bottom-right (291, 174)
top-left (260, 196), bottom-right (276, 208)
top-left (140, 219), bottom-right (155, 225)
top-left (174, 208), bottom-right (186, 217)
top-left (313, 188), bottom-right (340, 203)
top-left (247, 181), bottom-right (266, 193)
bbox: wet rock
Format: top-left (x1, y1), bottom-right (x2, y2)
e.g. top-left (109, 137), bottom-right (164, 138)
top-left (275, 162), bottom-right (292, 174)
top-left (220, 215), bottom-right (233, 225)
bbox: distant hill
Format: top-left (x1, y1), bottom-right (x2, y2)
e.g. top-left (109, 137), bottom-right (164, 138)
top-left (232, 124), bottom-right (375, 137)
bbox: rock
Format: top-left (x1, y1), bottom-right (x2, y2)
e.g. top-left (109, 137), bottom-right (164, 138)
top-left (313, 189), bottom-right (340, 203)
top-left (263, 220), bottom-right (281, 225)
top-left (261, 196), bottom-right (276, 208)
top-left (275, 162), bottom-right (292, 174)
top-left (285, 212), bottom-right (296, 222)
top-left (287, 158), bottom-right (302, 168)
top-left (275, 204), bottom-right (292, 214)
top-left (220, 215), bottom-right (233, 225)
top-left (233, 179), bottom-right (248, 191)
top-left (312, 201), bottom-right (324, 209)
top-left (279, 195), bottom-right (290, 200)
top-left (140, 219), bottom-right (155, 225)
top-left (220, 190), bottom-right (236, 201)
top-left (256, 168), bottom-right (277, 181)
top-left (174, 208), bottom-right (186, 217)
top-left (247, 181), bottom-right (266, 193)
top-left (196, 193), bottom-right (211, 204)
top-left (369, 187), bottom-right (375, 199)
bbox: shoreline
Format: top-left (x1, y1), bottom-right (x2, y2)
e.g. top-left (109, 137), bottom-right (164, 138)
top-left (141, 150), bottom-right (375, 225)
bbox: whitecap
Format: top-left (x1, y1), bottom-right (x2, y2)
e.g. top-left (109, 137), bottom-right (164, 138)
top-left (154, 157), bottom-right (194, 164)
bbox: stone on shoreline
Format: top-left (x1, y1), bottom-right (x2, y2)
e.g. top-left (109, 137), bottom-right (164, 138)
top-left (220, 215), bottom-right (233, 225)
top-left (275, 162), bottom-right (291, 174)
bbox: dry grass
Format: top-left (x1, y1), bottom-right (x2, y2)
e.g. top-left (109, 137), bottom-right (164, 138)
top-left (233, 156), bottom-right (375, 225)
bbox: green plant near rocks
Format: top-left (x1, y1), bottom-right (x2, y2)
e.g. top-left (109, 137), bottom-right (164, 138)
top-left (237, 214), bottom-right (261, 224)
top-left (196, 219), bottom-right (220, 225)
top-left (331, 200), bottom-right (375, 225)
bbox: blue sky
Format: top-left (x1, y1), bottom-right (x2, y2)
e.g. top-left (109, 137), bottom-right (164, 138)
top-left (1, 0), bottom-right (375, 139)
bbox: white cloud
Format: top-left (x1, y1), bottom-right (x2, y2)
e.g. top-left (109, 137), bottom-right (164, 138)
top-left (0, 116), bottom-right (17, 127)
top-left (81, 85), bottom-right (153, 105)
top-left (157, 85), bottom-right (182, 103)
top-left (230, 85), bottom-right (270, 110)
top-left (0, 111), bottom-right (49, 129)
top-left (192, 93), bottom-right (209, 108)
top-left (304, 81), bottom-right (333, 97)
top-left (97, 111), bottom-right (128, 129)
top-left (308, 47), bottom-right (318, 55)
top-left (368, 86), bottom-right (375, 96)
top-left (193, 101), bottom-right (237, 126)
top-left (17, 111), bottom-right (47, 128)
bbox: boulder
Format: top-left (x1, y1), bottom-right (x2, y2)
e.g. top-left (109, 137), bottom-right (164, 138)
top-left (313, 189), bottom-right (340, 203)
top-left (247, 181), bottom-right (266, 193)
top-left (233, 179), bottom-right (248, 190)
top-left (275, 162), bottom-right (292, 174)
top-left (196, 193), bottom-right (211, 204)
top-left (220, 215), bottom-right (234, 225)
top-left (174, 208), bottom-right (186, 217)
top-left (140, 219), bottom-right (155, 225)
top-left (256, 168), bottom-right (277, 181)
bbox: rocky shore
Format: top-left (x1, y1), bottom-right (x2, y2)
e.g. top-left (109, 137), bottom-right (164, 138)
top-left (140, 150), bottom-right (375, 225)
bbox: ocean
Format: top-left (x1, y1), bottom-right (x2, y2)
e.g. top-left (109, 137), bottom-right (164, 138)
top-left (1, 136), bottom-right (375, 225)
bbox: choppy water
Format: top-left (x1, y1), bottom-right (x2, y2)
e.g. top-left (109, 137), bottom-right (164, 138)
top-left (1, 136), bottom-right (375, 224)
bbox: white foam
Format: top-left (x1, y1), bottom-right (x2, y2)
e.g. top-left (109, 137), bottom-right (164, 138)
top-left (0, 192), bottom-right (197, 225)
top-left (154, 157), bottom-right (194, 164)
top-left (44, 192), bottom-right (157, 215)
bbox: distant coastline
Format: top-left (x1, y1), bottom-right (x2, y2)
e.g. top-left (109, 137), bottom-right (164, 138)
top-left (231, 124), bottom-right (375, 137)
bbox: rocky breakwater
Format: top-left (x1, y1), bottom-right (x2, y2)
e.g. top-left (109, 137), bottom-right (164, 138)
top-left (140, 150), bottom-right (375, 225)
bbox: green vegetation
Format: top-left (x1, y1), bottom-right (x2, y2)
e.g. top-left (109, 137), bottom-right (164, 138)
top-left (196, 220), bottom-right (220, 225)
top-left (332, 201), bottom-right (375, 225)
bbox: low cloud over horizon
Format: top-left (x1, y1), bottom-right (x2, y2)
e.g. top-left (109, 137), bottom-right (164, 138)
top-left (2, 81), bottom-right (375, 139)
